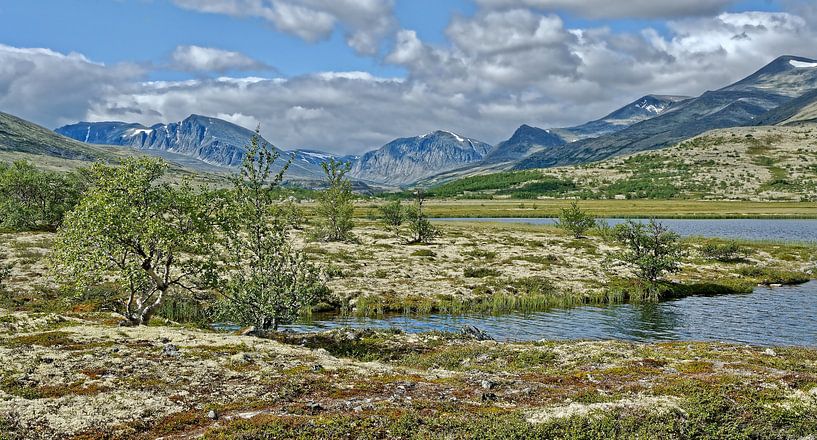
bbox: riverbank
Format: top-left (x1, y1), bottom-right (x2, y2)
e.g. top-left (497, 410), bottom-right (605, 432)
top-left (353, 199), bottom-right (817, 219)
top-left (1, 221), bottom-right (814, 318)
top-left (300, 221), bottom-right (814, 316)
top-left (2, 313), bottom-right (817, 439)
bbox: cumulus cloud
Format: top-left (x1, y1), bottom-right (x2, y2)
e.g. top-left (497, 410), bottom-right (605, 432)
top-left (170, 45), bottom-right (269, 73)
top-left (171, 0), bottom-right (395, 54)
top-left (3, 7), bottom-right (817, 154)
top-left (0, 44), bottom-right (145, 128)
top-left (475, 0), bottom-right (738, 19)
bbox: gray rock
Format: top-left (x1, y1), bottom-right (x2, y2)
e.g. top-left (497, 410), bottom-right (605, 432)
top-left (207, 410), bottom-right (218, 420)
top-left (461, 325), bottom-right (494, 341)
top-left (480, 392), bottom-right (497, 402)
top-left (230, 353), bottom-right (253, 364)
top-left (161, 344), bottom-right (180, 357)
top-left (481, 380), bottom-right (496, 390)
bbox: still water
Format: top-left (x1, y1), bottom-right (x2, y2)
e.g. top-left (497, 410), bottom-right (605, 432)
top-left (276, 219), bottom-right (817, 346)
top-left (433, 218), bottom-right (817, 242)
top-left (284, 282), bottom-right (817, 346)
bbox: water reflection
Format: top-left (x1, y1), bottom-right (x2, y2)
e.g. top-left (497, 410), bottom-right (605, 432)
top-left (433, 218), bottom-right (817, 242)
top-left (284, 282), bottom-right (817, 347)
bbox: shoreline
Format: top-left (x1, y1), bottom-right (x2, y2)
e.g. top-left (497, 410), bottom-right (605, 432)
top-left (3, 314), bottom-right (817, 438)
top-left (353, 199), bottom-right (817, 220)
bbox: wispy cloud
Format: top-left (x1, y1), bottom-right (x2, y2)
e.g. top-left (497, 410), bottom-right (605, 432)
top-left (169, 45), bottom-right (271, 73)
top-left (171, 0), bottom-right (396, 54)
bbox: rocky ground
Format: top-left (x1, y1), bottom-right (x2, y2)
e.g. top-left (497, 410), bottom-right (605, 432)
top-left (1, 222), bottom-right (815, 317)
top-left (1, 311), bottom-right (817, 439)
top-left (1, 221), bottom-right (816, 438)
top-left (539, 124), bottom-right (817, 201)
top-left (300, 222), bottom-right (815, 314)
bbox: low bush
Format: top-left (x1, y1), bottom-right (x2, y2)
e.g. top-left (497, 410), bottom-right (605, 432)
top-left (700, 241), bottom-right (749, 262)
top-left (736, 266), bottom-right (810, 285)
top-left (410, 249), bottom-right (436, 257)
top-left (556, 201), bottom-right (595, 238)
top-left (464, 267), bottom-right (501, 278)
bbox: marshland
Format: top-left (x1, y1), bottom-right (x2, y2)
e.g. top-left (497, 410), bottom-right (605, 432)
top-left (3, 3), bottom-right (817, 436)
top-left (1, 146), bottom-right (816, 439)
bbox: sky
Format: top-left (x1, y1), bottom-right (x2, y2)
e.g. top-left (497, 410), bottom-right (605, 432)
top-left (0, 0), bottom-right (816, 153)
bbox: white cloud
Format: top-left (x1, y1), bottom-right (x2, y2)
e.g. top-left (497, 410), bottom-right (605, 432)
top-left (216, 112), bottom-right (260, 129)
top-left (171, 0), bottom-right (395, 54)
top-left (170, 45), bottom-right (269, 72)
top-left (0, 44), bottom-right (145, 128)
top-left (3, 7), bottom-right (817, 155)
top-left (475, 0), bottom-right (738, 19)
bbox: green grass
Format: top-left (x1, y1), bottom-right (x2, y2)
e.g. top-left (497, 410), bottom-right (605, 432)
top-left (400, 199), bottom-right (817, 219)
top-left (428, 170), bottom-right (544, 197)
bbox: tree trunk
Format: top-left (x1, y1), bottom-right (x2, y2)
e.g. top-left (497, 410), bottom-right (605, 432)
top-left (135, 287), bottom-right (168, 326)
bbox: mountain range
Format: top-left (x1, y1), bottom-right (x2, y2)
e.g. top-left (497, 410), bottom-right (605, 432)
top-left (55, 114), bottom-right (332, 180)
top-left (514, 55), bottom-right (817, 170)
top-left (30, 54), bottom-right (817, 188)
top-left (349, 131), bottom-right (492, 185)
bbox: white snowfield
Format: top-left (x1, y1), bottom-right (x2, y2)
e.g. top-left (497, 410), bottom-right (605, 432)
top-left (126, 128), bottom-right (154, 137)
top-left (790, 60), bottom-right (817, 68)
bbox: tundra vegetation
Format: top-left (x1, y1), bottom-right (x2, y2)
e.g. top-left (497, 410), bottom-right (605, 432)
top-left (217, 131), bottom-right (326, 331)
top-left (556, 201), bottom-right (595, 238)
top-left (0, 138), bottom-right (816, 437)
top-left (316, 158), bottom-right (355, 242)
top-left (52, 157), bottom-right (219, 326)
top-left (405, 190), bottom-right (439, 244)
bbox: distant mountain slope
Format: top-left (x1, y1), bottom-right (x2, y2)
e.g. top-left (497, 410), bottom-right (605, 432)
top-left (57, 115), bottom-right (324, 179)
top-left (721, 56), bottom-right (817, 97)
top-left (0, 111), bottom-right (233, 182)
top-left (287, 149), bottom-right (360, 168)
top-left (1, 111), bottom-right (116, 162)
top-left (515, 56), bottom-right (817, 170)
top-left (482, 125), bottom-right (566, 165)
top-left (436, 124), bottom-right (817, 201)
top-left (556, 94), bottom-right (690, 141)
top-left (418, 95), bottom-right (690, 184)
top-left (349, 131), bottom-right (492, 185)
top-left (754, 89), bottom-right (817, 125)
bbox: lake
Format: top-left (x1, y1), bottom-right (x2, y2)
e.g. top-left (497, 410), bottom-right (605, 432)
top-left (433, 218), bottom-right (817, 242)
top-left (278, 218), bottom-right (816, 346)
top-left (284, 281), bottom-right (817, 347)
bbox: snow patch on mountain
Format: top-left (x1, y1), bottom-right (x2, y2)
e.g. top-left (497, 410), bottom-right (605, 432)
top-left (126, 128), bottom-right (154, 137)
top-left (441, 130), bottom-right (466, 143)
top-left (790, 60), bottom-right (817, 68)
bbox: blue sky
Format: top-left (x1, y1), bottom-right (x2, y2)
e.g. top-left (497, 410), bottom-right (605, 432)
top-left (0, 0), bottom-right (787, 79)
top-left (0, 0), bottom-right (814, 152)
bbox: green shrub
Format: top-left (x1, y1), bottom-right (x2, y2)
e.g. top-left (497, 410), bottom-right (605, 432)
top-left (510, 276), bottom-right (556, 295)
top-left (0, 161), bottom-right (86, 231)
top-left (405, 191), bottom-right (439, 244)
top-left (464, 267), bottom-right (501, 278)
top-left (700, 241), bottom-right (749, 262)
top-left (378, 199), bottom-right (404, 235)
top-left (463, 249), bottom-right (497, 260)
top-left (556, 201), bottom-right (595, 238)
top-left (410, 249), bottom-right (436, 257)
top-left (614, 220), bottom-right (683, 296)
top-left (315, 158), bottom-right (355, 242)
